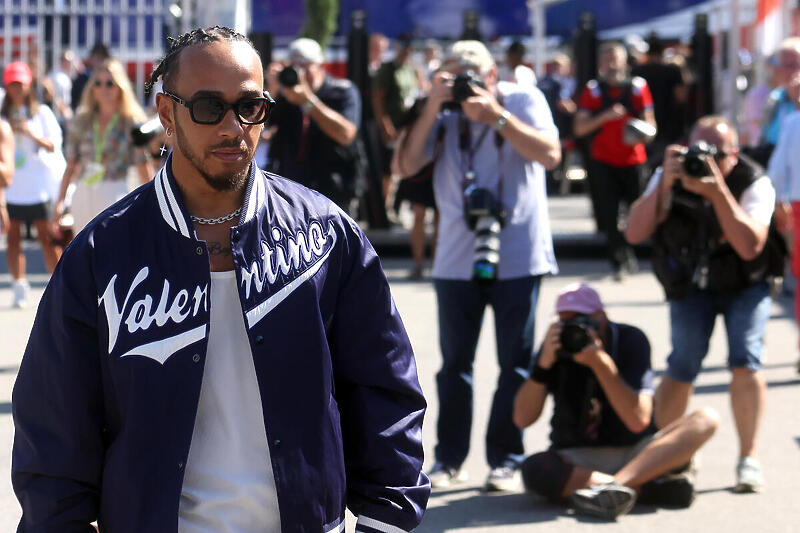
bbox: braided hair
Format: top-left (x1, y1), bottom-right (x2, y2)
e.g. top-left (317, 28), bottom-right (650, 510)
top-left (146, 26), bottom-right (258, 96)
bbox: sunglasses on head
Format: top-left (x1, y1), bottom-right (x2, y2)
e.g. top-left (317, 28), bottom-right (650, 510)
top-left (93, 80), bottom-right (115, 88)
top-left (162, 90), bottom-right (275, 125)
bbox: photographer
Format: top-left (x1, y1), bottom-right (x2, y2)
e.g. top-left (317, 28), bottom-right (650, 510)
top-left (399, 40), bottom-right (560, 492)
top-left (574, 42), bottom-right (656, 280)
top-left (514, 283), bottom-right (718, 520)
top-left (626, 116), bottom-right (776, 494)
top-left (266, 38), bottom-right (362, 213)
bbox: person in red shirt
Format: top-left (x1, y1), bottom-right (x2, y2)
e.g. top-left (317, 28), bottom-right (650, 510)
top-left (575, 42), bottom-right (656, 280)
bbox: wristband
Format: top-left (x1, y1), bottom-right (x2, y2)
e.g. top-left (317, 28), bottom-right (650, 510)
top-left (302, 95), bottom-right (319, 114)
top-left (530, 363), bottom-right (553, 384)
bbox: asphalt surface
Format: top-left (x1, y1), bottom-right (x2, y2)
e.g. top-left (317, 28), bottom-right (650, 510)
top-left (0, 194), bottom-right (798, 531)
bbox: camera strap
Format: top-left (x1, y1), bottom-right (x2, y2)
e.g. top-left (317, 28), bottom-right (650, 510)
top-left (458, 112), bottom-right (506, 199)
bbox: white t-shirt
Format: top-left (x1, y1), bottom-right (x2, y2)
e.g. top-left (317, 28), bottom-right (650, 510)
top-left (426, 81), bottom-right (558, 280)
top-left (6, 104), bottom-right (66, 205)
top-left (178, 271), bottom-right (281, 533)
top-left (644, 167), bottom-right (775, 225)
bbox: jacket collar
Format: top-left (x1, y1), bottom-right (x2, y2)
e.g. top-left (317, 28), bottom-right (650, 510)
top-left (154, 154), bottom-right (266, 239)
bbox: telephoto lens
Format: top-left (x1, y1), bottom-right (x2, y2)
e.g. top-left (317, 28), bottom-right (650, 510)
top-left (472, 215), bottom-right (502, 285)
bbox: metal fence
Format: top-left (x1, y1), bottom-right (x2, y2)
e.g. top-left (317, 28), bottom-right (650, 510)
top-left (1, 0), bottom-right (196, 102)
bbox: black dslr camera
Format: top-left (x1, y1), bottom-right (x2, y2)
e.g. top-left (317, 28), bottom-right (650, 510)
top-left (681, 141), bottom-right (717, 178)
top-left (464, 185), bottom-right (506, 285)
top-left (557, 315), bottom-right (595, 360)
top-left (443, 70), bottom-right (485, 110)
top-left (278, 65), bottom-right (300, 87)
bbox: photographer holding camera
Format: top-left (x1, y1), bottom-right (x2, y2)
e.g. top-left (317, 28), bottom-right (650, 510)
top-left (266, 38), bottom-right (362, 212)
top-left (626, 116), bottom-right (777, 493)
top-left (514, 283), bottom-right (718, 520)
top-left (399, 40), bottom-right (560, 492)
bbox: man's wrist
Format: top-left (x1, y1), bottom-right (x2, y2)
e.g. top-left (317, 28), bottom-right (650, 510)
top-left (302, 94), bottom-right (320, 114)
top-left (530, 362), bottom-right (554, 384)
top-left (492, 109), bottom-right (512, 132)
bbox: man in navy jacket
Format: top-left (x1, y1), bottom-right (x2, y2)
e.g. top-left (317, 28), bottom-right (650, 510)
top-left (12, 26), bottom-right (429, 532)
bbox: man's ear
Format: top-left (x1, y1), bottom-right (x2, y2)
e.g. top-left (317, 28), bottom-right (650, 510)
top-left (155, 92), bottom-right (175, 134)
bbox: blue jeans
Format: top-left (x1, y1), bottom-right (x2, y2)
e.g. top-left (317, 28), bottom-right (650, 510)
top-left (433, 276), bottom-right (541, 469)
top-left (667, 282), bottom-right (771, 383)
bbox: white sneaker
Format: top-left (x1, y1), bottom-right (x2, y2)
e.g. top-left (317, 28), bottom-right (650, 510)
top-left (484, 466), bottom-right (520, 492)
top-left (734, 456), bottom-right (764, 493)
top-left (12, 279), bottom-right (29, 309)
top-left (427, 463), bottom-right (468, 489)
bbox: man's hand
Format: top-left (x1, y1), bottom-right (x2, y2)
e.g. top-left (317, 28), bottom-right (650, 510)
top-left (572, 329), bottom-right (607, 371)
top-left (538, 322), bottom-right (562, 370)
top-left (460, 84), bottom-right (505, 125)
top-left (677, 154), bottom-right (726, 201)
top-left (280, 68), bottom-right (315, 107)
top-left (265, 62), bottom-right (283, 97)
top-left (426, 71), bottom-right (453, 113)
top-left (661, 144), bottom-right (687, 193)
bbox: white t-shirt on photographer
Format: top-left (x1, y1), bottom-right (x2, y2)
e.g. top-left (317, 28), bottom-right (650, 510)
top-left (644, 167), bottom-right (775, 226)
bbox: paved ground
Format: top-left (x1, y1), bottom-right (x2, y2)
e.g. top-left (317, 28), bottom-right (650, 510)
top-left (0, 194), bottom-right (798, 531)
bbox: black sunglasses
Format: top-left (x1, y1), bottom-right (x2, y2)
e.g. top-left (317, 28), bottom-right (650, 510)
top-left (93, 80), bottom-right (115, 88)
top-left (162, 90), bottom-right (275, 125)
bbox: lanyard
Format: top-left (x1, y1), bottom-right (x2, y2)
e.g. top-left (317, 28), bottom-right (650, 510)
top-left (459, 113), bottom-right (505, 199)
top-left (93, 113), bottom-right (119, 164)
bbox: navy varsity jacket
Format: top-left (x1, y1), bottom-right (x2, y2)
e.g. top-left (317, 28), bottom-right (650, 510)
top-left (12, 158), bottom-right (430, 532)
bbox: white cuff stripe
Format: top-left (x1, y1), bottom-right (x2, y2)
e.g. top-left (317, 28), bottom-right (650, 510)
top-left (357, 516), bottom-right (407, 533)
top-left (324, 517), bottom-right (345, 533)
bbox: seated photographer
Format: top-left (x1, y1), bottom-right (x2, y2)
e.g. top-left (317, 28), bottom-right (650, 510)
top-left (626, 116), bottom-right (778, 493)
top-left (398, 40), bottom-right (560, 492)
top-left (265, 38), bottom-right (362, 213)
top-left (514, 283), bottom-right (719, 520)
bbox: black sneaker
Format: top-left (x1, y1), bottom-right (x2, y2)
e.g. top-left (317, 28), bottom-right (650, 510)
top-left (638, 471), bottom-right (696, 508)
top-left (570, 482), bottom-right (636, 520)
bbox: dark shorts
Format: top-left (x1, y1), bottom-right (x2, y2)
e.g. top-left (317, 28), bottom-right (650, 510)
top-left (7, 202), bottom-right (51, 224)
top-left (395, 174), bottom-right (436, 208)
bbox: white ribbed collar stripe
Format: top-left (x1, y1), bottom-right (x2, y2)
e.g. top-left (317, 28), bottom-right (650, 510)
top-left (155, 159), bottom-right (265, 235)
top-left (154, 168), bottom-right (178, 233)
top-left (356, 516), bottom-right (407, 533)
top-left (161, 168), bottom-right (191, 238)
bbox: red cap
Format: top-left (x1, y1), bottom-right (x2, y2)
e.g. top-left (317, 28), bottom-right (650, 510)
top-left (4, 62), bottom-right (33, 86)
top-left (555, 283), bottom-right (604, 315)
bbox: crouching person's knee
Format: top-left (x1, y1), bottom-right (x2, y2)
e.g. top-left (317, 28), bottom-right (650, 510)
top-left (520, 451), bottom-right (574, 501)
top-left (689, 406), bottom-right (720, 441)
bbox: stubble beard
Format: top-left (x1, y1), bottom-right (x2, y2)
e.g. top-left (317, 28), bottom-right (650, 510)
top-left (173, 117), bottom-right (252, 192)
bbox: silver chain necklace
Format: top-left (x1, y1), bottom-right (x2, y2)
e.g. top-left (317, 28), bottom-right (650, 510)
top-left (189, 207), bottom-right (242, 225)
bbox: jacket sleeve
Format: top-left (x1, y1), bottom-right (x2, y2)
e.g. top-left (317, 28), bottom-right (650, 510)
top-left (331, 216), bottom-right (430, 532)
top-left (12, 241), bottom-right (105, 532)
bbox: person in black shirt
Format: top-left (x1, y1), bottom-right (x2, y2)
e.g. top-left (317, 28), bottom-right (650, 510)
top-left (631, 36), bottom-right (687, 170)
top-left (514, 283), bottom-right (718, 520)
top-left (266, 38), bottom-right (362, 212)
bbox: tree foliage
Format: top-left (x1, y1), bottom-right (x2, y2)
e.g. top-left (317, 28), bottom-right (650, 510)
top-left (301, 0), bottom-right (339, 48)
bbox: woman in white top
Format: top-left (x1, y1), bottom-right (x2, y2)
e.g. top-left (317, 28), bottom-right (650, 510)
top-left (1, 61), bottom-right (66, 308)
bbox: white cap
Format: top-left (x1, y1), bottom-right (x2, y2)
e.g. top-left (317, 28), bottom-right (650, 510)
top-left (289, 38), bottom-right (324, 65)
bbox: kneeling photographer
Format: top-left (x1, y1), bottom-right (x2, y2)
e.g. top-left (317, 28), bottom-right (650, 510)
top-left (626, 116), bottom-right (780, 494)
top-left (398, 40), bottom-right (561, 492)
top-left (514, 283), bottom-right (718, 520)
